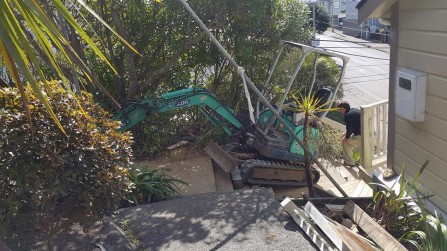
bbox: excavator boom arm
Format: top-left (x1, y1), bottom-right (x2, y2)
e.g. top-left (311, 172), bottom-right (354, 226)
top-left (115, 87), bottom-right (243, 134)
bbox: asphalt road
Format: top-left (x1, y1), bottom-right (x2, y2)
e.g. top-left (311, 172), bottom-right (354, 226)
top-left (316, 32), bottom-right (390, 109)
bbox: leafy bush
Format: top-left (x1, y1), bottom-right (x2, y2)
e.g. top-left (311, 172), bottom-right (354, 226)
top-left (126, 166), bottom-right (187, 205)
top-left (406, 208), bottom-right (447, 251)
top-left (369, 161), bottom-right (428, 238)
top-left (405, 167), bottom-right (447, 251)
top-left (0, 81), bottom-right (133, 249)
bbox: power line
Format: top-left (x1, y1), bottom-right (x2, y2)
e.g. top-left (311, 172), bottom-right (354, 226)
top-left (343, 73), bottom-right (389, 80)
top-left (347, 64), bottom-right (387, 67)
top-left (316, 20), bottom-right (390, 37)
top-left (318, 48), bottom-right (390, 61)
top-left (344, 77), bottom-right (389, 84)
top-left (318, 46), bottom-right (390, 49)
top-left (317, 39), bottom-right (378, 43)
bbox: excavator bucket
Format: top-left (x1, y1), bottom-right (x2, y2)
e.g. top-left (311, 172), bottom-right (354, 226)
top-left (204, 141), bottom-right (236, 173)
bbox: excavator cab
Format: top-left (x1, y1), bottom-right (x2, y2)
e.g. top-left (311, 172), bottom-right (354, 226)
top-left (256, 41), bottom-right (349, 126)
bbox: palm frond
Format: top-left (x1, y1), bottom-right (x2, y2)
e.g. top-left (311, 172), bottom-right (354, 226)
top-left (0, 0), bottom-right (139, 131)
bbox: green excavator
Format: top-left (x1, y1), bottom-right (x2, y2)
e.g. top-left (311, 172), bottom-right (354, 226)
top-left (114, 1), bottom-right (350, 188)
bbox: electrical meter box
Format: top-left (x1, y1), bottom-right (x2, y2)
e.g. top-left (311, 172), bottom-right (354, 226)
top-left (396, 67), bottom-right (427, 122)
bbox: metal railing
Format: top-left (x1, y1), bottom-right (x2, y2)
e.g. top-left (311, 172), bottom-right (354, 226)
top-left (360, 100), bottom-right (389, 169)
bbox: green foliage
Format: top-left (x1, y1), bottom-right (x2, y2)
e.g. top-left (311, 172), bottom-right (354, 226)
top-left (352, 148), bottom-right (360, 162)
top-left (288, 92), bottom-right (340, 197)
top-left (0, 81), bottom-right (133, 249)
top-left (406, 208), bottom-right (447, 251)
top-left (126, 167), bottom-right (187, 205)
top-left (326, 110), bottom-right (345, 124)
top-left (404, 166), bottom-right (447, 251)
top-left (81, 0), bottom-right (315, 157)
top-left (308, 3), bottom-right (330, 34)
top-left (132, 108), bottom-right (201, 157)
top-left (268, 49), bottom-right (342, 103)
top-left (1, 0), bottom-right (135, 130)
top-left (369, 161), bottom-right (429, 238)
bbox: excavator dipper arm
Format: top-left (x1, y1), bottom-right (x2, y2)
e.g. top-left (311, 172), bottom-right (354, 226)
top-left (115, 87), bottom-right (243, 134)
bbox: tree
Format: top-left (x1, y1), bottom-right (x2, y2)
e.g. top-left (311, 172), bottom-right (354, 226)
top-left (80, 0), bottom-right (314, 156)
top-left (289, 92), bottom-right (339, 197)
top-left (309, 3), bottom-right (330, 34)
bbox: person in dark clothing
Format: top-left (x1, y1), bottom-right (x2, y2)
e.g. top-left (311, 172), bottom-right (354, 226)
top-left (337, 101), bottom-right (361, 166)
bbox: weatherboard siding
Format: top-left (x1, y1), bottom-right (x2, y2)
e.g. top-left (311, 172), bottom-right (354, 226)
top-left (395, 0), bottom-right (447, 213)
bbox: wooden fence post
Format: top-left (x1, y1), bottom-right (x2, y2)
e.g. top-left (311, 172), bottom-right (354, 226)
top-left (361, 106), bottom-right (374, 169)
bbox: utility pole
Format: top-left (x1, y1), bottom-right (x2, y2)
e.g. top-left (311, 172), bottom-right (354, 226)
top-left (331, 0), bottom-right (334, 31)
top-left (312, 0), bottom-right (316, 38)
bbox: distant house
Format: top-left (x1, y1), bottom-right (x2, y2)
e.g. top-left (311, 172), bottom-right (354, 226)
top-left (357, 0), bottom-right (447, 214)
top-left (318, 0), bottom-right (387, 40)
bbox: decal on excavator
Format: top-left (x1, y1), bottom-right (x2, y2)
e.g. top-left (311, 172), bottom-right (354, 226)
top-left (175, 99), bottom-right (190, 107)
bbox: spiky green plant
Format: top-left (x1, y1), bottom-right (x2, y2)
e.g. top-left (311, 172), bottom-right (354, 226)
top-left (0, 0), bottom-right (138, 131)
top-left (406, 207), bottom-right (447, 251)
top-left (288, 91), bottom-right (339, 197)
top-left (404, 165), bottom-right (447, 251)
top-left (126, 167), bottom-right (188, 205)
top-left (369, 161), bottom-right (429, 237)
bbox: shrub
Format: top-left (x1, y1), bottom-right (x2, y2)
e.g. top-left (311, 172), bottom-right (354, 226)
top-left (0, 81), bottom-right (134, 249)
top-left (406, 208), bottom-right (447, 251)
top-left (125, 166), bottom-right (188, 205)
top-left (369, 161), bottom-right (428, 238)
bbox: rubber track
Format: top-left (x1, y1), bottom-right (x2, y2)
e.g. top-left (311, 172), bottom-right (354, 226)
top-left (240, 159), bottom-right (320, 186)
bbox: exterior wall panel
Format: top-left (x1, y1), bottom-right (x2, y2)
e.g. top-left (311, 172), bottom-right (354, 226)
top-left (394, 149), bottom-right (447, 212)
top-left (426, 75), bottom-right (447, 100)
top-left (395, 133), bottom-right (447, 182)
top-left (395, 1), bottom-right (447, 213)
top-left (400, 10), bottom-right (447, 32)
top-left (398, 48), bottom-right (447, 77)
top-left (400, 31), bottom-right (447, 56)
top-left (395, 118), bottom-right (447, 164)
top-left (400, 0), bottom-right (447, 11)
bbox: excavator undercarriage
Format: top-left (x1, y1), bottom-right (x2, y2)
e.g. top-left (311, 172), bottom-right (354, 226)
top-left (204, 141), bottom-right (320, 187)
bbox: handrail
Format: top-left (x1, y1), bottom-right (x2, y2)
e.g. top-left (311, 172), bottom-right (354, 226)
top-left (361, 100), bottom-right (389, 169)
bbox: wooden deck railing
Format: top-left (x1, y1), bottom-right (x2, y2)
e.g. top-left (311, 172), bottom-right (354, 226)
top-left (360, 100), bottom-right (389, 169)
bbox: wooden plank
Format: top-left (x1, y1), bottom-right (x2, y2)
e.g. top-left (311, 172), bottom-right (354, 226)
top-left (361, 106), bottom-right (374, 169)
top-left (343, 201), bottom-right (408, 251)
top-left (382, 103), bottom-right (388, 154)
top-left (281, 198), bottom-right (336, 251)
top-left (372, 155), bottom-right (387, 168)
top-left (167, 140), bottom-right (189, 150)
top-left (292, 197), bottom-right (373, 206)
top-left (325, 204), bottom-right (345, 212)
top-left (357, 165), bottom-right (373, 183)
top-left (374, 106), bottom-right (380, 154)
top-left (352, 180), bottom-right (373, 198)
top-left (330, 222), bottom-right (379, 251)
top-left (327, 180), bottom-right (360, 197)
top-left (204, 141), bottom-right (236, 172)
top-left (337, 167), bottom-right (349, 181)
top-left (304, 202), bottom-right (345, 250)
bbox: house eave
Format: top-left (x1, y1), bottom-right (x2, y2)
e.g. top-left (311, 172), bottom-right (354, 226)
top-left (356, 0), bottom-right (396, 23)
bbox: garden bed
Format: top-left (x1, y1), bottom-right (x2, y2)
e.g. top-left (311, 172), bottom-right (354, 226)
top-left (281, 197), bottom-right (408, 251)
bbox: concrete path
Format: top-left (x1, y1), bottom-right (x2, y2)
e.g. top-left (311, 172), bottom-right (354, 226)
top-left (113, 189), bottom-right (317, 251)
